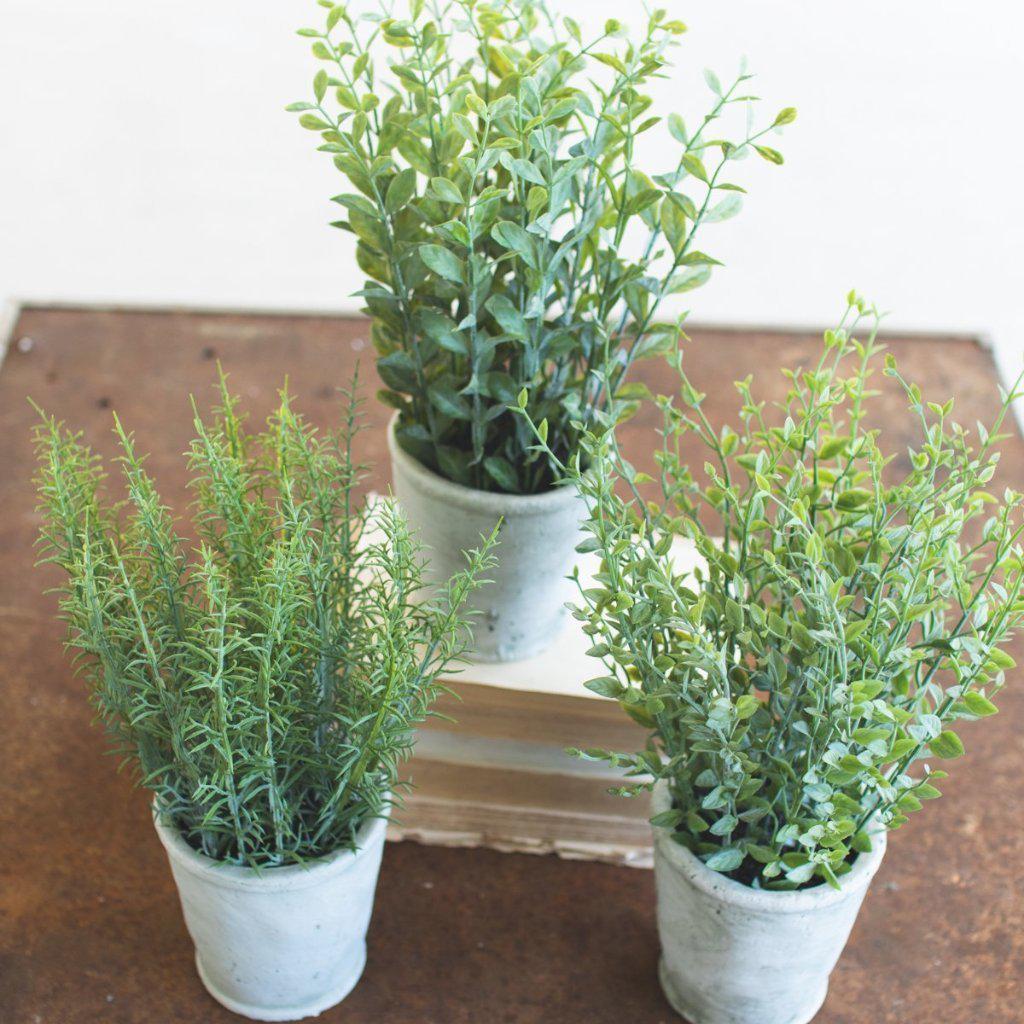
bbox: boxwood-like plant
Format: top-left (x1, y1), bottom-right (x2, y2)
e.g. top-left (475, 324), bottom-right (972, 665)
top-left (519, 295), bottom-right (1024, 888)
top-left (290, 0), bottom-right (793, 493)
top-left (33, 377), bottom-right (496, 867)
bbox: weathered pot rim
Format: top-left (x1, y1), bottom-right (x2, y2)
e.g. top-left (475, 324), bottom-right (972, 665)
top-left (651, 779), bottom-right (887, 913)
top-left (387, 412), bottom-right (580, 516)
top-left (153, 802), bottom-right (389, 894)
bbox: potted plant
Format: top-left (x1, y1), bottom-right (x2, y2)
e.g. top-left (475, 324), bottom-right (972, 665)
top-left (289, 0), bottom-right (793, 660)
top-left (518, 295), bottom-right (1024, 1024)
top-left (33, 377), bottom-right (496, 1022)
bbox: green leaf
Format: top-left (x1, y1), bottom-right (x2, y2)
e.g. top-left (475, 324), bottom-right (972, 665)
top-left (701, 786), bottom-right (727, 810)
top-left (417, 309), bottom-right (466, 354)
top-left (660, 197), bottom-right (688, 255)
top-left (852, 678), bottom-right (885, 700)
top-left (785, 861), bottom-right (817, 885)
top-left (755, 145), bottom-right (785, 165)
top-left (836, 488), bottom-right (874, 510)
top-left (987, 649), bottom-right (1016, 670)
top-left (376, 351), bottom-right (418, 392)
top-left (584, 675), bottom-right (625, 698)
top-left (491, 221), bottom-right (536, 268)
top-left (852, 727), bottom-right (889, 745)
top-left (724, 598), bottom-right (744, 631)
top-left (851, 831), bottom-right (873, 854)
top-left (527, 186), bottom-right (548, 217)
top-left (501, 155), bottom-right (546, 186)
top-left (427, 385), bottom-right (471, 421)
top-left (429, 176), bottom-right (463, 204)
top-left (929, 731), bottom-right (965, 759)
top-left (704, 847), bottom-right (744, 872)
top-left (419, 244), bottom-right (463, 283)
top-left (650, 809), bottom-right (684, 829)
top-left (887, 737), bottom-right (917, 760)
top-left (704, 195), bottom-right (743, 223)
top-left (817, 436), bottom-right (849, 459)
top-left (679, 250), bottom-right (722, 267)
top-left (709, 814), bottom-right (738, 836)
top-left (632, 326), bottom-right (678, 360)
top-left (483, 456), bottom-right (520, 493)
top-left (774, 107), bottom-right (798, 126)
top-left (735, 694), bottom-right (760, 720)
top-left (961, 692), bottom-right (998, 717)
top-left (486, 294), bottom-right (528, 338)
top-left (681, 153), bottom-right (709, 183)
top-left (299, 113), bottom-right (331, 131)
top-left (313, 69), bottom-right (329, 103)
top-left (593, 52), bottom-right (627, 74)
top-left (385, 168), bottom-right (417, 213)
top-left (844, 618), bottom-right (870, 642)
top-left (667, 266), bottom-right (711, 293)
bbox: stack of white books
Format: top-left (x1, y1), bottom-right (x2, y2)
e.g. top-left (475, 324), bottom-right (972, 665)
top-left (390, 538), bottom-right (703, 869)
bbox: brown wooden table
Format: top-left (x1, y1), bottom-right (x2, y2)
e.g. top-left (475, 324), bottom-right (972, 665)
top-left (1, 307), bottom-right (1021, 1023)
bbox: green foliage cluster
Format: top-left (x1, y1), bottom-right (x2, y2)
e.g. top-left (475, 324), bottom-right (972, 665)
top-left (33, 378), bottom-right (496, 868)
top-left (520, 297), bottom-right (1024, 889)
top-left (291, 0), bottom-right (792, 493)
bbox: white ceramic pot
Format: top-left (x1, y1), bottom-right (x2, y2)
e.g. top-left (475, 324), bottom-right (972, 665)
top-left (153, 809), bottom-right (389, 1022)
top-left (651, 781), bottom-right (887, 1024)
top-left (387, 414), bottom-right (585, 662)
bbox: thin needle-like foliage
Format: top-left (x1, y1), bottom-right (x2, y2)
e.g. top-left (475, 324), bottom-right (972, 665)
top-left (519, 296), bottom-right (1024, 889)
top-left (290, 0), bottom-right (793, 493)
top-left (33, 375), bottom-right (497, 868)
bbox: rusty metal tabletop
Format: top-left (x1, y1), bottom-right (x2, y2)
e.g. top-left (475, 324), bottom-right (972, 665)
top-left (1, 307), bottom-right (1020, 1023)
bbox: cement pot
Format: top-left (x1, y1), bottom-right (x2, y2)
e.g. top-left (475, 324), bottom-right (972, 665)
top-left (387, 414), bottom-right (585, 662)
top-left (651, 781), bottom-right (887, 1024)
top-left (153, 808), bottom-right (389, 1021)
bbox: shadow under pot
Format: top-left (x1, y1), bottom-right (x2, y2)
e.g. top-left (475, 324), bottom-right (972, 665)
top-left (153, 806), bottom-right (389, 1022)
top-left (387, 414), bottom-right (585, 663)
top-left (651, 781), bottom-right (887, 1024)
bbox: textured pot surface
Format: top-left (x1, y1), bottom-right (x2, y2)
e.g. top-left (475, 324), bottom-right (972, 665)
top-left (387, 415), bottom-right (585, 662)
top-left (153, 809), bottom-right (388, 1022)
top-left (651, 781), bottom-right (887, 1024)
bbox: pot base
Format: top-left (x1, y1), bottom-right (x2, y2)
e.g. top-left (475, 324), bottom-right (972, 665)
top-left (467, 608), bottom-right (568, 664)
top-left (658, 957), bottom-right (827, 1024)
top-left (195, 944), bottom-right (367, 1022)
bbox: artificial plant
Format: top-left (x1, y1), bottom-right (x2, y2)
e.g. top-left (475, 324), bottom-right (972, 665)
top-left (519, 295), bottom-right (1024, 889)
top-left (34, 376), bottom-right (496, 868)
top-left (291, 0), bottom-right (793, 492)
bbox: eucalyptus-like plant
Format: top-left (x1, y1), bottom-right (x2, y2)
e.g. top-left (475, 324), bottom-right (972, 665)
top-left (33, 377), bottom-right (496, 868)
top-left (518, 296), bottom-right (1024, 889)
top-left (290, 0), bottom-right (793, 493)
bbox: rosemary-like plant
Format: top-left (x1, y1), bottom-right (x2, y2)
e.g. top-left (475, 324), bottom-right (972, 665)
top-left (519, 296), bottom-right (1024, 889)
top-left (290, 0), bottom-right (793, 493)
top-left (34, 377), bottom-right (496, 868)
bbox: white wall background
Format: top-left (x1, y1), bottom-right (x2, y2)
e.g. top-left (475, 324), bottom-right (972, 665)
top-left (2, 1), bottom-right (1022, 400)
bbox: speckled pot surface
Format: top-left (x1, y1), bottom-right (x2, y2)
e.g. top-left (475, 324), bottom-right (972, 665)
top-left (153, 809), bottom-right (388, 1021)
top-left (387, 414), bottom-right (585, 662)
top-left (651, 781), bottom-right (887, 1024)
